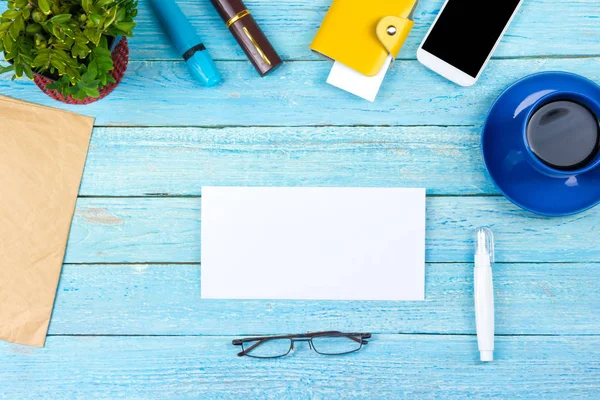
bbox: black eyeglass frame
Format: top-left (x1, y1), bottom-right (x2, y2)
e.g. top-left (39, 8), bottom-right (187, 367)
top-left (232, 331), bottom-right (372, 358)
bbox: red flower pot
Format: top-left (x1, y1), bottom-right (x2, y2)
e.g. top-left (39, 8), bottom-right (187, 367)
top-left (33, 36), bottom-right (129, 105)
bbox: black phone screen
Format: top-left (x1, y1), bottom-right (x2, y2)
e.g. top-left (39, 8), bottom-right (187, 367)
top-left (421, 0), bottom-right (521, 78)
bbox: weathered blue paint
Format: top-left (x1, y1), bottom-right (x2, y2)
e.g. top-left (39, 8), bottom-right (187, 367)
top-left (0, 0), bottom-right (598, 397)
top-left (4, 58), bottom-right (600, 126)
top-left (64, 197), bottom-right (600, 264)
top-left (2, 336), bottom-right (599, 399)
top-left (45, 263), bottom-right (600, 336)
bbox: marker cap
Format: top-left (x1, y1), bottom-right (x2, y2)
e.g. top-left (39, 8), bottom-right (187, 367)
top-left (186, 51), bottom-right (222, 87)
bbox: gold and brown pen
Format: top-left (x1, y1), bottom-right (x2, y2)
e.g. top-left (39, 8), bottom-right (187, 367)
top-left (210, 0), bottom-right (282, 76)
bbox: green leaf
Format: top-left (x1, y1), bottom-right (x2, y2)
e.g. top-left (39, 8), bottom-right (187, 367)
top-left (33, 50), bottom-right (51, 69)
top-left (89, 13), bottom-right (102, 25)
top-left (82, 0), bottom-right (93, 14)
top-left (116, 7), bottom-right (126, 22)
top-left (26, 23), bottom-right (42, 34)
top-left (87, 59), bottom-right (98, 76)
top-left (74, 33), bottom-right (89, 44)
top-left (14, 15), bottom-right (24, 31)
top-left (113, 21), bottom-right (135, 33)
top-left (50, 58), bottom-right (66, 74)
top-left (51, 24), bottom-right (64, 41)
top-left (38, 0), bottom-right (51, 15)
top-left (50, 14), bottom-right (72, 24)
top-left (2, 33), bottom-right (13, 53)
top-left (83, 86), bottom-right (100, 98)
top-left (94, 47), bottom-right (111, 58)
top-left (2, 10), bottom-right (21, 20)
top-left (22, 62), bottom-right (33, 79)
top-left (64, 84), bottom-right (79, 95)
top-left (99, 34), bottom-right (108, 48)
top-left (9, 15), bottom-right (23, 39)
top-left (86, 80), bottom-right (101, 89)
top-left (19, 52), bottom-right (33, 66)
top-left (82, 69), bottom-right (96, 82)
top-left (0, 22), bottom-right (11, 32)
top-left (103, 6), bottom-right (117, 29)
top-left (83, 28), bottom-right (101, 45)
top-left (14, 61), bottom-right (22, 78)
top-left (32, 10), bottom-right (46, 23)
top-left (72, 41), bottom-right (91, 59)
top-left (96, 0), bottom-right (115, 7)
top-left (0, 64), bottom-right (14, 74)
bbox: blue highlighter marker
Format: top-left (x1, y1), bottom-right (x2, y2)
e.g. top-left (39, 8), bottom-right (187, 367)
top-left (148, 0), bottom-right (222, 86)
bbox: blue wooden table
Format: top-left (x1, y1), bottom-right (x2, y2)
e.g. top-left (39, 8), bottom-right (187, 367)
top-left (2, 0), bottom-right (600, 398)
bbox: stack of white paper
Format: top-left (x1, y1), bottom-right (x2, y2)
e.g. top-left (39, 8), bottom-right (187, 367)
top-left (201, 187), bottom-right (426, 301)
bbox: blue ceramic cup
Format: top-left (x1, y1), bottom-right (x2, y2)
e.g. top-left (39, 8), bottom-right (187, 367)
top-left (522, 91), bottom-right (600, 178)
top-left (482, 72), bottom-right (600, 216)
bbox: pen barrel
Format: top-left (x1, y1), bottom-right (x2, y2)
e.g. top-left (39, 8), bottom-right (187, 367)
top-left (211, 0), bottom-right (282, 76)
top-left (474, 265), bottom-right (495, 361)
top-left (148, 0), bottom-right (200, 54)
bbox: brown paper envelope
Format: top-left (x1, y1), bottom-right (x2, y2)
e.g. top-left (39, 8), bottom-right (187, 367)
top-left (0, 95), bottom-right (94, 347)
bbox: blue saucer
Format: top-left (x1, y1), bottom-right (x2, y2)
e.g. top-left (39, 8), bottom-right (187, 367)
top-left (482, 72), bottom-right (600, 216)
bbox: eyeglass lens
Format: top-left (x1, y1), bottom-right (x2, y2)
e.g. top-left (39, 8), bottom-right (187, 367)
top-left (242, 338), bottom-right (292, 358)
top-left (311, 335), bottom-right (363, 355)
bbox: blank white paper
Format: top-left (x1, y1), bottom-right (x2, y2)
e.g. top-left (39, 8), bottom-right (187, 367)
top-left (201, 187), bottom-right (425, 301)
top-left (326, 55), bottom-right (392, 102)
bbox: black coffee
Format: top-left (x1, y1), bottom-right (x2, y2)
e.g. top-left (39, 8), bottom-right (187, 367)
top-left (527, 100), bottom-right (600, 171)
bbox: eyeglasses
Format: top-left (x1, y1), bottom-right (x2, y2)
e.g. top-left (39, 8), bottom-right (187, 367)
top-left (232, 331), bottom-right (371, 358)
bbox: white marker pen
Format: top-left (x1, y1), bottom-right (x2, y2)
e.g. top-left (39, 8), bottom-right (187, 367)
top-left (474, 227), bottom-right (495, 362)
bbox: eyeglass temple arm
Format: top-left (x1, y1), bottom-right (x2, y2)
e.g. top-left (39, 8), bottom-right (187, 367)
top-left (235, 338), bottom-right (266, 356)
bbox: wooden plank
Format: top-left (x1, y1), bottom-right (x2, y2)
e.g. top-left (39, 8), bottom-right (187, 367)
top-left (80, 126), bottom-right (492, 196)
top-left (86, 0), bottom-right (600, 61)
top-left (3, 57), bottom-right (600, 126)
top-left (65, 197), bottom-right (600, 264)
top-left (1, 1), bottom-right (599, 62)
top-left (2, 335), bottom-right (599, 398)
top-left (47, 263), bottom-right (600, 335)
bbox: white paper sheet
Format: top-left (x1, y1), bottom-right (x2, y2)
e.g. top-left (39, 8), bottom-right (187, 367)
top-left (201, 187), bottom-right (426, 301)
top-left (326, 55), bottom-right (393, 102)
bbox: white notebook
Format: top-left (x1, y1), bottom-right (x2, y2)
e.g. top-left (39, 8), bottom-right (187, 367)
top-left (201, 187), bottom-right (426, 301)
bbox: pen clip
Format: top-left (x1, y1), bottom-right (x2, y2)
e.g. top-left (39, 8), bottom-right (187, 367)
top-left (242, 26), bottom-right (272, 66)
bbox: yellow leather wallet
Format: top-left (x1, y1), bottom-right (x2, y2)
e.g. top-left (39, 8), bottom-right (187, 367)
top-left (311, 0), bottom-right (419, 76)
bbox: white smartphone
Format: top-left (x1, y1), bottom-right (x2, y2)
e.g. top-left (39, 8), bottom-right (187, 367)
top-left (417, 0), bottom-right (523, 86)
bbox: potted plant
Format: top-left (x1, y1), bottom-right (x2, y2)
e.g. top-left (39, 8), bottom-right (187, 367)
top-left (0, 0), bottom-right (138, 104)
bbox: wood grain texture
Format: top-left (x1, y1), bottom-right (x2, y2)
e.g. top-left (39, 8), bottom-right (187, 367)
top-left (80, 126), bottom-right (490, 196)
top-left (2, 0), bottom-right (600, 396)
top-left (47, 263), bottom-right (600, 336)
top-left (2, 0), bottom-right (599, 63)
top-left (115, 0), bottom-right (600, 61)
top-left (2, 335), bottom-right (599, 399)
top-left (65, 197), bottom-right (600, 264)
top-left (3, 58), bottom-right (600, 126)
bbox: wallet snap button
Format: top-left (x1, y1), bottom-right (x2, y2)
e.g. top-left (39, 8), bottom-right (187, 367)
top-left (387, 25), bottom-right (397, 35)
